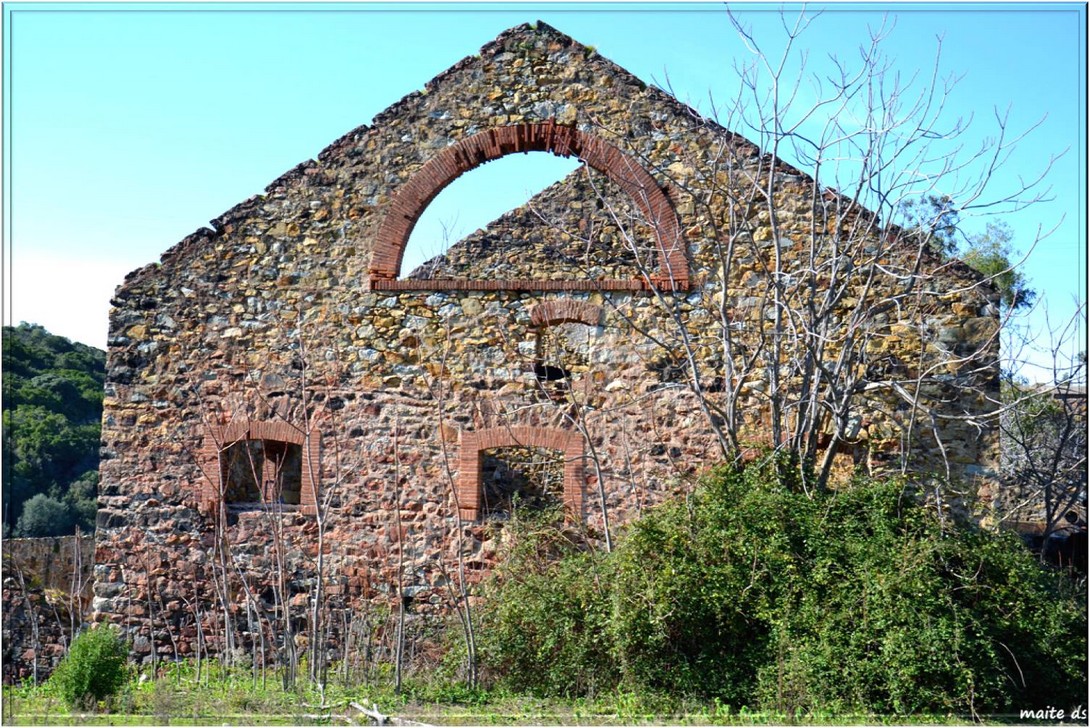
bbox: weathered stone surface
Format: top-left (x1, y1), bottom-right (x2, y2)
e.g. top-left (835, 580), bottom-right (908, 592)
top-left (2, 535), bottom-right (95, 682)
top-left (91, 22), bottom-right (999, 664)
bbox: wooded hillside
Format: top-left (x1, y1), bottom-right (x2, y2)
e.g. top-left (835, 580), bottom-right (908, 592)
top-left (2, 323), bottom-right (104, 537)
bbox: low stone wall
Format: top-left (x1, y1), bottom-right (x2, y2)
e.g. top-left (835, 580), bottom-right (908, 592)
top-left (2, 534), bottom-right (95, 684)
top-left (4, 535), bottom-right (95, 595)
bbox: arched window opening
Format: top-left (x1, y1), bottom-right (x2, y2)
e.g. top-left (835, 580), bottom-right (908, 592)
top-left (525, 299), bottom-right (605, 402)
top-left (480, 446), bottom-right (565, 518)
top-left (533, 321), bottom-right (594, 399)
top-left (403, 154), bottom-right (581, 278)
top-left (221, 439), bottom-right (303, 506)
top-left (371, 121), bottom-right (689, 290)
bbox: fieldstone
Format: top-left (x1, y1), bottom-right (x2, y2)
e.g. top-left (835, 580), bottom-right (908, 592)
top-left (89, 21), bottom-right (998, 670)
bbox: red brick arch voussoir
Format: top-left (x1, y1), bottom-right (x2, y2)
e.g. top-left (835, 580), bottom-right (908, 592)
top-left (457, 425), bottom-right (585, 521)
top-left (370, 120), bottom-right (688, 288)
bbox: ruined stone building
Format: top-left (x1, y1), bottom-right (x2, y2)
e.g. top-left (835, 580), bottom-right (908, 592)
top-left (93, 22), bottom-right (1000, 663)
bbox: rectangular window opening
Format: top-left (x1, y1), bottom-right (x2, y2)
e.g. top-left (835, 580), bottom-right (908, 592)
top-left (221, 439), bottom-right (303, 507)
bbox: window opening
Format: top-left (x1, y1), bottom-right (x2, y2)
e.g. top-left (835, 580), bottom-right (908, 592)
top-left (457, 425), bottom-right (585, 521)
top-left (372, 122), bottom-right (689, 289)
top-left (534, 327), bottom-right (571, 383)
top-left (480, 446), bottom-right (565, 518)
top-left (402, 154), bottom-right (581, 278)
top-left (221, 439), bottom-right (303, 506)
top-left (533, 320), bottom-right (593, 398)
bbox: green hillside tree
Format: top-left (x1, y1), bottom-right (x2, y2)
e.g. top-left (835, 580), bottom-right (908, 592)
top-left (16, 493), bottom-right (76, 538)
top-left (1, 323), bottom-right (105, 533)
top-left (899, 196), bottom-right (1035, 312)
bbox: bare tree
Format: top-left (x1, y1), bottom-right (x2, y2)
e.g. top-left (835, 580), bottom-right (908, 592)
top-left (553, 8), bottom-right (1063, 498)
top-left (69, 526), bottom-right (85, 644)
top-left (996, 301), bottom-right (1087, 548)
top-left (392, 411), bottom-right (406, 693)
top-left (403, 318), bottom-right (481, 689)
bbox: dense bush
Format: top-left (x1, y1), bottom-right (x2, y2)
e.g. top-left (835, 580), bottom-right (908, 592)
top-left (15, 493), bottom-right (76, 538)
top-left (476, 460), bottom-right (1087, 717)
top-left (747, 476), bottom-right (1086, 716)
top-left (475, 510), bottom-right (616, 697)
top-left (608, 461), bottom-right (805, 706)
top-left (48, 625), bottom-right (128, 709)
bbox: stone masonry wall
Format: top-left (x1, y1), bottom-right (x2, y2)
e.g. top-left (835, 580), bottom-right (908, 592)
top-left (93, 22), bottom-right (1000, 665)
top-left (3, 535), bottom-right (95, 683)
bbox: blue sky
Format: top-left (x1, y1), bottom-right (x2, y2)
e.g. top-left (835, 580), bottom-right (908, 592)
top-left (3, 2), bottom-right (1085, 379)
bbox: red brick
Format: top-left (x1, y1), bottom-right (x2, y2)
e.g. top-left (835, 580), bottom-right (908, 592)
top-left (371, 121), bottom-right (687, 286)
top-left (457, 425), bottom-right (585, 521)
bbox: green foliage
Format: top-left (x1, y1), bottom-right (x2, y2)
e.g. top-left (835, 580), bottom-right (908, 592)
top-left (66, 471), bottom-right (101, 532)
top-left (2, 323), bottom-right (105, 533)
top-left (475, 508), bottom-right (617, 697)
top-left (608, 460), bottom-right (804, 705)
top-left (755, 480), bottom-right (1083, 716)
top-left (15, 493), bottom-right (76, 538)
top-left (960, 221), bottom-right (1035, 311)
top-left (898, 198), bottom-right (1034, 311)
top-left (48, 625), bottom-right (129, 709)
top-left (476, 461), bottom-right (1087, 718)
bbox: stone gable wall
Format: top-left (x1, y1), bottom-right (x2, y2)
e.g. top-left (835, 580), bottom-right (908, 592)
top-left (93, 22), bottom-right (999, 665)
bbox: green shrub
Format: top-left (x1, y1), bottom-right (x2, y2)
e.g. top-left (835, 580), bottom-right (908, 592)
top-left (16, 493), bottom-right (75, 537)
top-left (476, 508), bottom-right (617, 697)
top-left (475, 459), bottom-right (1087, 717)
top-left (608, 460), bottom-right (806, 705)
top-left (749, 477), bottom-right (1086, 716)
top-left (49, 625), bottom-right (129, 709)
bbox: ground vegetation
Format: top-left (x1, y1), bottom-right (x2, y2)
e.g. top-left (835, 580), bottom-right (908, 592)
top-left (475, 459), bottom-right (1087, 720)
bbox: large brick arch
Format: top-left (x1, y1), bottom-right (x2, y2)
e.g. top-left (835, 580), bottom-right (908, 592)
top-left (371, 120), bottom-right (689, 289)
top-left (457, 426), bottom-right (584, 521)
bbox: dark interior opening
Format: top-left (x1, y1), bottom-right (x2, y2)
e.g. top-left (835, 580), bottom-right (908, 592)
top-left (221, 439), bottom-right (303, 506)
top-left (480, 446), bottom-right (564, 518)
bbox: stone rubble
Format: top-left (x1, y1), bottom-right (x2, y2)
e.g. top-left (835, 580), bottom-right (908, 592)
top-left (91, 22), bottom-right (999, 666)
